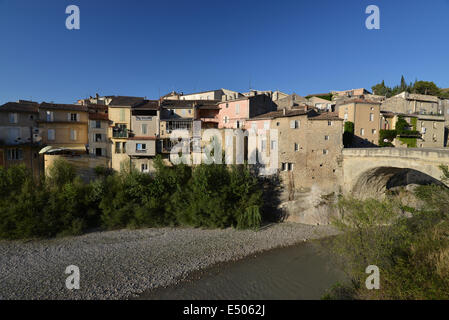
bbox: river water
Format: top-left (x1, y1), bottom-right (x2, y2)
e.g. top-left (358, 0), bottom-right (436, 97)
top-left (139, 240), bottom-right (346, 300)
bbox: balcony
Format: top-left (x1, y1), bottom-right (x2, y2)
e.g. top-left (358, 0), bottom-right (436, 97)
top-left (199, 117), bottom-right (219, 123)
top-left (112, 128), bottom-right (128, 138)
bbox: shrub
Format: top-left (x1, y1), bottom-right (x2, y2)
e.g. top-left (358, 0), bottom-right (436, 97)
top-left (327, 172), bottom-right (449, 299)
top-left (0, 156), bottom-right (265, 240)
top-left (237, 206), bottom-right (262, 230)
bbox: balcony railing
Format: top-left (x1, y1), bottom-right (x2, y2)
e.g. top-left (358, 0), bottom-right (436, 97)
top-left (113, 128), bottom-right (128, 138)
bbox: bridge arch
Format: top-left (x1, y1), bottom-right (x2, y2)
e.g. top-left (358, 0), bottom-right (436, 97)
top-left (342, 148), bottom-right (449, 198)
top-left (351, 166), bottom-right (444, 199)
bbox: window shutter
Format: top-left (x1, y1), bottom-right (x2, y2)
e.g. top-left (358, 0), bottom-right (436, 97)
top-left (77, 114), bottom-right (80, 122)
top-left (290, 120), bottom-right (295, 129)
top-left (68, 113), bottom-right (71, 121)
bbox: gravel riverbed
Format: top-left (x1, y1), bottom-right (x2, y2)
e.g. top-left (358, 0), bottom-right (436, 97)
top-left (0, 223), bottom-right (338, 300)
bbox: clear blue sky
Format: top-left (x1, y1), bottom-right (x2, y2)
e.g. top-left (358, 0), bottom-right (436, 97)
top-left (1, 0), bottom-right (449, 104)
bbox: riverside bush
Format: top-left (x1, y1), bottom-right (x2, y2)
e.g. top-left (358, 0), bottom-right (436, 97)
top-left (325, 167), bottom-right (449, 299)
top-left (0, 156), bottom-right (264, 239)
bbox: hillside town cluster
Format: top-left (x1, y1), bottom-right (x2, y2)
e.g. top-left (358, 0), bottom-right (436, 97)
top-left (1, 87), bottom-right (449, 200)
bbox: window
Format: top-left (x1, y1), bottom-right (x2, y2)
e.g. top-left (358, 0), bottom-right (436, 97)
top-left (70, 129), bottom-right (77, 141)
top-left (46, 111), bottom-right (54, 122)
top-left (235, 104), bottom-right (240, 115)
top-left (223, 116), bottom-right (229, 124)
top-left (290, 120), bottom-right (299, 129)
top-left (115, 142), bottom-right (121, 154)
top-left (369, 113), bottom-right (374, 121)
top-left (141, 124), bottom-right (148, 135)
top-left (95, 133), bottom-right (102, 142)
top-left (271, 140), bottom-right (277, 150)
top-left (141, 163), bottom-right (148, 173)
top-left (7, 148), bottom-right (23, 160)
top-left (344, 113), bottom-right (348, 120)
top-left (8, 128), bottom-right (20, 142)
top-left (360, 128), bottom-right (365, 136)
top-left (96, 148), bottom-right (102, 156)
top-left (294, 143), bottom-right (299, 151)
top-left (236, 120), bottom-right (242, 129)
top-left (328, 121), bottom-right (332, 126)
top-left (261, 140), bottom-right (267, 152)
top-left (47, 129), bottom-right (55, 141)
top-left (95, 120), bottom-right (101, 128)
top-left (136, 143), bottom-right (147, 151)
top-left (372, 129), bottom-right (377, 135)
top-left (251, 122), bottom-right (257, 132)
top-left (324, 135), bottom-right (329, 141)
top-left (9, 113), bottom-right (18, 124)
top-left (421, 127), bottom-right (427, 134)
top-left (122, 142), bottom-right (126, 153)
top-left (264, 121), bottom-right (270, 130)
top-left (226, 103), bottom-right (229, 108)
top-left (69, 113), bottom-right (78, 122)
top-left (323, 149), bottom-right (329, 155)
top-left (281, 163), bottom-right (294, 172)
top-left (433, 122), bottom-right (437, 129)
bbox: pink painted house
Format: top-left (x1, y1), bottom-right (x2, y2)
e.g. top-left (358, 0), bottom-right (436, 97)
top-left (217, 94), bottom-right (276, 129)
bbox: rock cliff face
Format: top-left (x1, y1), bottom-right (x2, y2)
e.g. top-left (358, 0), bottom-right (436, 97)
top-left (279, 185), bottom-right (340, 225)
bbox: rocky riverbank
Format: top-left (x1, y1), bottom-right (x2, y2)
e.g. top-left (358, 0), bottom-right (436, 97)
top-left (0, 223), bottom-right (338, 300)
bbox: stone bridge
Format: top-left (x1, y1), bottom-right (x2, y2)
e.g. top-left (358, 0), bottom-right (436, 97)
top-left (342, 148), bottom-right (449, 198)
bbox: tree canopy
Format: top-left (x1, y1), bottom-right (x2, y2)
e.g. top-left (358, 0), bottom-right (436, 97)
top-left (371, 76), bottom-right (449, 98)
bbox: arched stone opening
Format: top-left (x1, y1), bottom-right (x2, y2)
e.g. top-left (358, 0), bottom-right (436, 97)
top-left (352, 167), bottom-right (445, 199)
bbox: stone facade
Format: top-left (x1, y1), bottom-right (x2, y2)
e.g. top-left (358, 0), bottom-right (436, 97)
top-left (382, 92), bottom-right (442, 115)
top-left (275, 93), bottom-right (309, 110)
top-left (274, 112), bottom-right (343, 197)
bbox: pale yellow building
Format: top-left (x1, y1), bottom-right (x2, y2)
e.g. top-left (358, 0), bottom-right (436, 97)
top-left (338, 100), bottom-right (381, 147)
top-left (38, 102), bottom-right (89, 151)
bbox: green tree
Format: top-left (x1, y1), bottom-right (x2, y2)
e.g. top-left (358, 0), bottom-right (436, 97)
top-left (412, 81), bottom-right (441, 96)
top-left (343, 121), bottom-right (354, 147)
top-left (372, 80), bottom-right (391, 97)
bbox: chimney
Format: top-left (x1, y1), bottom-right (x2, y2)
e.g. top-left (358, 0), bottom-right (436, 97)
top-left (96, 93), bottom-right (99, 99)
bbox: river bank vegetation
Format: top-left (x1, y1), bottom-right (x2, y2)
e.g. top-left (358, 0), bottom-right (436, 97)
top-left (324, 165), bottom-right (449, 299)
top-left (0, 157), bottom-right (265, 240)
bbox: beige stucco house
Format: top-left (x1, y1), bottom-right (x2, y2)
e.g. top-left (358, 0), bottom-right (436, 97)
top-left (338, 100), bottom-right (381, 147)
